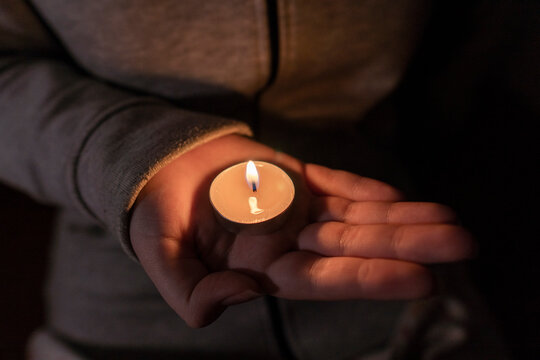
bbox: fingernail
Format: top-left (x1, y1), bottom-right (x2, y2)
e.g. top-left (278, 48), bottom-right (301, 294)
top-left (221, 290), bottom-right (262, 306)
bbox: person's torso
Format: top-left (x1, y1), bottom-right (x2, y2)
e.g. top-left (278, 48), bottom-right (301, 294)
top-left (24, 1), bottom-right (428, 358)
top-left (32, 0), bottom-right (428, 125)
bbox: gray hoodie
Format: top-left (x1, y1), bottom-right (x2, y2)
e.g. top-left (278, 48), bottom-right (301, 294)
top-left (0, 1), bottom-right (428, 358)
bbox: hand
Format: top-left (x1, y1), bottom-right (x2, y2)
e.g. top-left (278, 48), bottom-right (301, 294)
top-left (130, 135), bottom-right (475, 327)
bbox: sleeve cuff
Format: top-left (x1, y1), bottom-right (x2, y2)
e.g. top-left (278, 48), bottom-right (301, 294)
top-left (74, 100), bottom-right (252, 260)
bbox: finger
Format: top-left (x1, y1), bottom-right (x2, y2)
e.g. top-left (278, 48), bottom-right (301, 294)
top-left (298, 222), bottom-right (475, 263)
top-left (187, 270), bottom-right (262, 326)
top-left (135, 237), bottom-right (261, 328)
top-left (267, 251), bottom-right (432, 300)
top-left (304, 163), bottom-right (404, 201)
top-left (311, 198), bottom-right (458, 224)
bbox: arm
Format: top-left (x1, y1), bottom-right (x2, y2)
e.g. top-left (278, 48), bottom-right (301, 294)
top-left (0, 1), bottom-right (251, 256)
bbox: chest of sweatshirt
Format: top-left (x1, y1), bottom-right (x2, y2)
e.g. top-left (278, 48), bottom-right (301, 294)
top-left (31, 0), bottom-right (428, 123)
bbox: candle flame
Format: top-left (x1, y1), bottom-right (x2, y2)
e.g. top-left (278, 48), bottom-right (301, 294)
top-left (246, 160), bottom-right (259, 192)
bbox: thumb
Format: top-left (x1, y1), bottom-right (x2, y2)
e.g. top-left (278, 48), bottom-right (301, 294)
top-left (183, 270), bottom-right (262, 327)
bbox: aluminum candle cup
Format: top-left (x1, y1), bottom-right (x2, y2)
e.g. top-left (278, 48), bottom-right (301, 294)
top-left (209, 161), bottom-right (295, 235)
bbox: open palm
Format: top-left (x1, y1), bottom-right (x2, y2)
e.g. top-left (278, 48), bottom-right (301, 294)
top-left (130, 135), bottom-right (474, 327)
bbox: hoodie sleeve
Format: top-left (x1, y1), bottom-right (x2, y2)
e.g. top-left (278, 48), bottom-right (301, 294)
top-left (0, 1), bottom-right (252, 258)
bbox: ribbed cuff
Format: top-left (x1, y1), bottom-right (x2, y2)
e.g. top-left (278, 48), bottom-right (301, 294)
top-left (75, 100), bottom-right (252, 260)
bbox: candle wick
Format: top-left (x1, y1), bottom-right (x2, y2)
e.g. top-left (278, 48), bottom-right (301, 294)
top-left (252, 182), bottom-right (257, 192)
top-left (249, 196), bottom-right (264, 215)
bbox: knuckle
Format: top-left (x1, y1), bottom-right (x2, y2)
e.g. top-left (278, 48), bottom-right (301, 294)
top-left (356, 260), bottom-right (372, 291)
top-left (390, 225), bottom-right (405, 258)
top-left (350, 176), bottom-right (365, 198)
top-left (337, 225), bottom-right (352, 255)
top-left (343, 201), bottom-right (355, 222)
top-left (385, 203), bottom-right (395, 223)
top-left (307, 259), bottom-right (321, 292)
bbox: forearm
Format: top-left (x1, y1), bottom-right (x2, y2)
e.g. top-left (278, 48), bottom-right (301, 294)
top-left (0, 54), bottom-right (251, 256)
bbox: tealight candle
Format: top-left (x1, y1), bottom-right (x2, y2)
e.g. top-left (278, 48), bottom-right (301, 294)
top-left (209, 160), bottom-right (295, 234)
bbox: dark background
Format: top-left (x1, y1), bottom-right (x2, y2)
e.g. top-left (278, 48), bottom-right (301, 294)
top-left (395, 1), bottom-right (539, 358)
top-left (1, 1), bottom-right (538, 359)
top-left (0, 186), bottom-right (54, 360)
